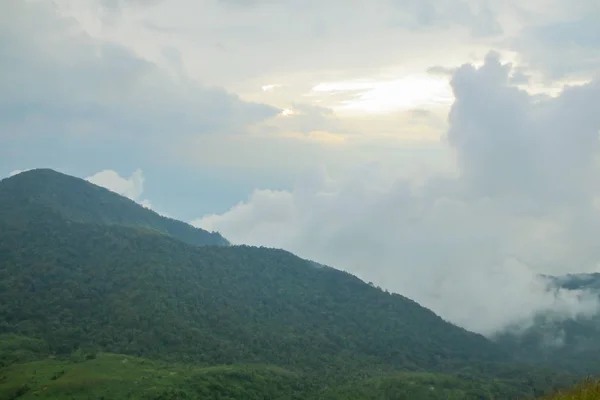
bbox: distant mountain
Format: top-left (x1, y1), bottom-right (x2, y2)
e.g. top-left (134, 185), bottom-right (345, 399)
top-left (546, 273), bottom-right (600, 291)
top-left (0, 169), bottom-right (579, 398)
top-left (494, 273), bottom-right (600, 375)
top-left (0, 169), bottom-right (228, 246)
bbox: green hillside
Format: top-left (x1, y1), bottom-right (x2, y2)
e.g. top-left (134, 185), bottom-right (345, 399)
top-left (0, 202), bottom-right (504, 375)
top-left (541, 379), bottom-right (600, 400)
top-left (0, 169), bottom-right (227, 246)
top-left (0, 336), bottom-right (310, 400)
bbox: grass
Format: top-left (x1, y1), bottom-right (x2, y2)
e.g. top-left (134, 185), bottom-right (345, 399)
top-left (542, 379), bottom-right (600, 400)
top-left (0, 334), bottom-right (595, 399)
top-left (1, 353), bottom-right (184, 399)
top-left (0, 352), bottom-right (306, 400)
top-left (3, 351), bottom-right (553, 399)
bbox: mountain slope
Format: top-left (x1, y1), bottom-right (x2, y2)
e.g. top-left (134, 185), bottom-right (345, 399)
top-left (0, 207), bottom-right (505, 374)
top-left (0, 169), bottom-right (227, 246)
top-left (0, 170), bottom-right (511, 374)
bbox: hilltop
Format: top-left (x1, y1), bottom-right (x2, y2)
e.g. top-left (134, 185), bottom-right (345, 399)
top-left (0, 169), bottom-right (228, 246)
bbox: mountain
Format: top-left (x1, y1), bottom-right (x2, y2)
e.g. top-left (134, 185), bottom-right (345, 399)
top-left (0, 169), bottom-right (579, 398)
top-left (494, 273), bottom-right (600, 375)
top-left (0, 168), bottom-right (228, 246)
top-left (547, 273), bottom-right (600, 291)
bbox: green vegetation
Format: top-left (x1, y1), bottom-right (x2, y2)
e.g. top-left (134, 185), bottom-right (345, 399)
top-left (0, 335), bottom-right (574, 399)
top-left (0, 341), bottom-right (309, 400)
top-left (542, 379), bottom-right (600, 400)
top-left (0, 169), bottom-right (594, 398)
top-left (0, 177), bottom-right (505, 374)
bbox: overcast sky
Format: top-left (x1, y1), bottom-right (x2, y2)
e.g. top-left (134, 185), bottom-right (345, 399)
top-left (2, 0), bottom-right (600, 336)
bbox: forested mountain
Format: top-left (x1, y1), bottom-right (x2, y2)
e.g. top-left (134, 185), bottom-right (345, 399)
top-left (0, 169), bottom-right (228, 246)
top-left (0, 169), bottom-right (584, 398)
top-left (0, 172), bottom-right (502, 373)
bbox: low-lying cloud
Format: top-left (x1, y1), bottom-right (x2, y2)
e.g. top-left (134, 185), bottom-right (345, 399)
top-left (194, 53), bottom-right (600, 336)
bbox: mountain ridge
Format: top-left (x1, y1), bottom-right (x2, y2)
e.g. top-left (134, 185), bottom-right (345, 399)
top-left (0, 168), bottom-right (228, 247)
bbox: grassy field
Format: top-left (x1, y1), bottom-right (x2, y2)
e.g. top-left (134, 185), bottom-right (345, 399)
top-left (0, 334), bottom-right (592, 399)
top-left (543, 380), bottom-right (600, 400)
top-left (2, 351), bottom-right (582, 400)
top-left (0, 351), bottom-right (311, 400)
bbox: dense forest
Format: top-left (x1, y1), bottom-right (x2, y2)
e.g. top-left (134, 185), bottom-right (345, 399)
top-left (0, 169), bottom-right (597, 399)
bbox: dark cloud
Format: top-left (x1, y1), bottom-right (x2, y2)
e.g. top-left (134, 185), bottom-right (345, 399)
top-left (0, 0), bottom-right (279, 143)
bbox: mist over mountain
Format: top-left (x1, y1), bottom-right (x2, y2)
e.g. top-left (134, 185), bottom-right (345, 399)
top-left (493, 273), bottom-right (600, 376)
top-left (195, 53), bottom-right (600, 338)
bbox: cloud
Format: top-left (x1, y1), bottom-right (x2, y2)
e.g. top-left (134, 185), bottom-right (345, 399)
top-left (85, 168), bottom-right (165, 214)
top-left (388, 0), bottom-right (503, 37)
top-left (86, 169), bottom-right (145, 201)
top-left (0, 0), bottom-right (279, 143)
top-left (427, 66), bottom-right (457, 77)
top-left (55, 0), bottom-right (515, 94)
top-left (193, 53), bottom-right (600, 336)
top-left (260, 103), bottom-right (341, 136)
top-left (221, 0), bottom-right (503, 37)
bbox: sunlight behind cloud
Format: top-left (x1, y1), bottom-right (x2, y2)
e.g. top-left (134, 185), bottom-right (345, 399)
top-left (280, 108), bottom-right (295, 116)
top-left (311, 75), bottom-right (454, 114)
top-left (262, 84), bottom-right (282, 92)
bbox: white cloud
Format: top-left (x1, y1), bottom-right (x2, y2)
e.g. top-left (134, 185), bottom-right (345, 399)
top-left (55, 0), bottom-right (599, 99)
top-left (86, 169), bottom-right (145, 201)
top-left (42, 0), bottom-right (599, 175)
top-left (54, 0), bottom-right (517, 114)
top-left (85, 168), bottom-right (167, 215)
top-left (193, 53), bottom-right (600, 336)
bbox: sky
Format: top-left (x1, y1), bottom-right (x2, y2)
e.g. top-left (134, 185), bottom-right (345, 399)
top-left (2, 0), bottom-right (600, 336)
